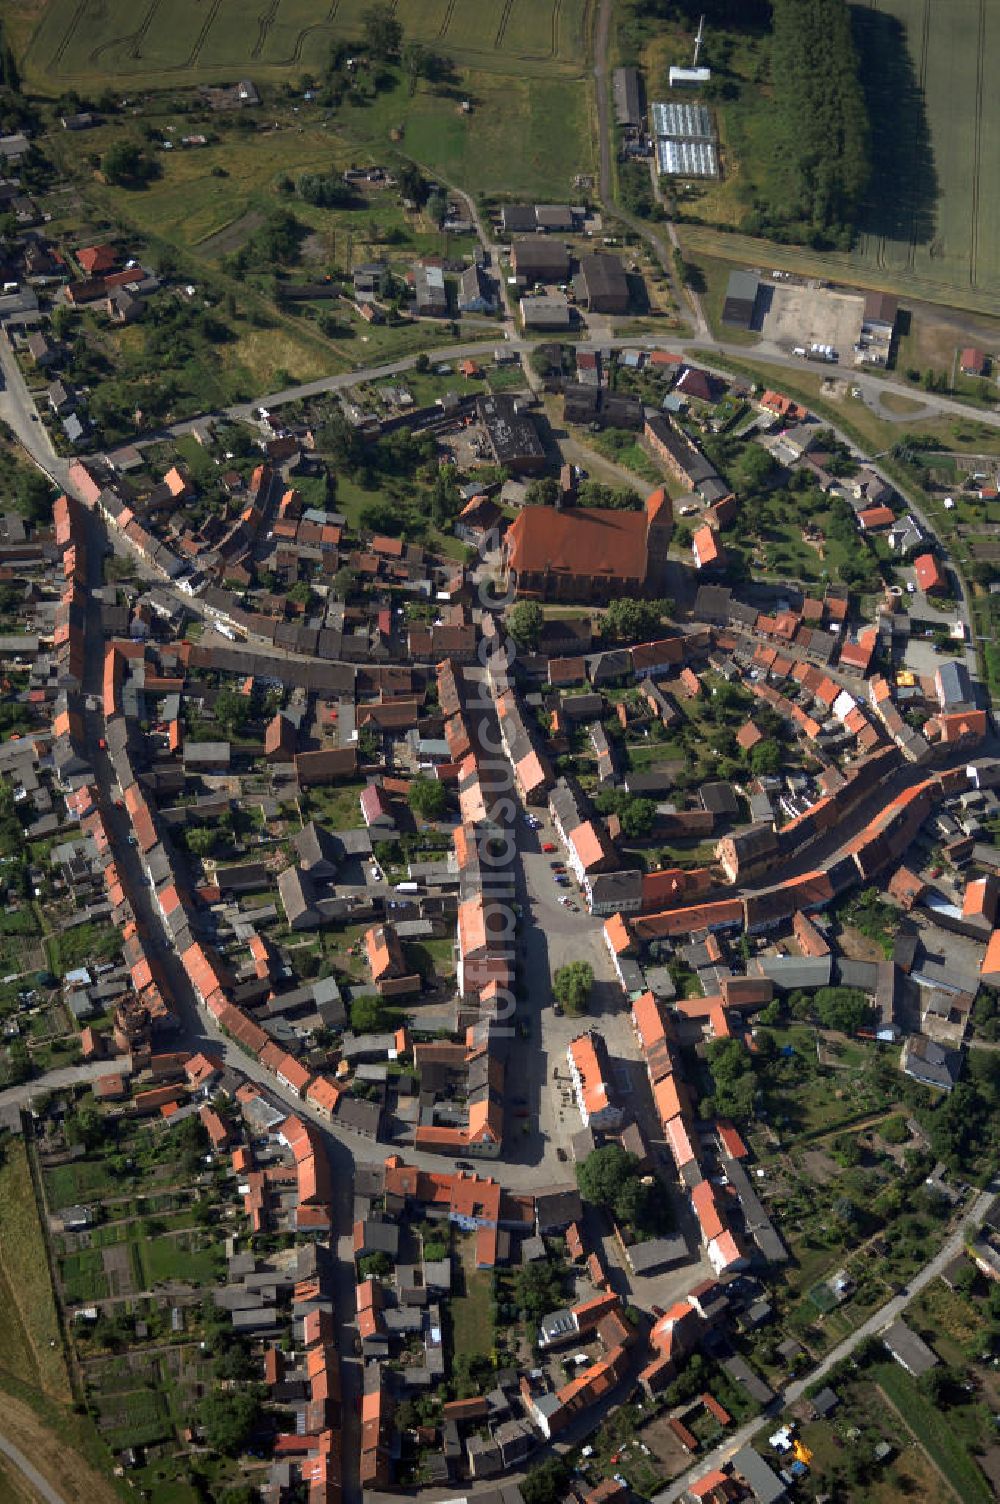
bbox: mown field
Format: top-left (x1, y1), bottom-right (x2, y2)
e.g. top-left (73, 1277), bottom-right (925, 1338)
top-left (20, 0), bottom-right (591, 88)
top-left (667, 0), bottom-right (1000, 315)
top-left (850, 0), bottom-right (997, 299)
top-left (0, 1140), bottom-right (70, 1402)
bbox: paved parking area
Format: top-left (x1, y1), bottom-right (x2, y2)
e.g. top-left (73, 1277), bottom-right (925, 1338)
top-left (759, 283), bottom-right (864, 357)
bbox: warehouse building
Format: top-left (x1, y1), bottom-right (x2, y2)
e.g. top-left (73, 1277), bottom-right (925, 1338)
top-left (614, 67), bottom-right (643, 128)
top-left (575, 253), bottom-right (630, 315)
top-left (722, 270), bottom-right (761, 329)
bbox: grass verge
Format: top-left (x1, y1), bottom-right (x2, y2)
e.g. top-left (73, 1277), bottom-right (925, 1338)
top-left (872, 1361), bottom-right (992, 1504)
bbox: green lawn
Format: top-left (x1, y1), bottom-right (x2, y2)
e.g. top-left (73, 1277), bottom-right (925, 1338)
top-left (135, 1234), bottom-right (223, 1288)
top-left (301, 780), bottom-right (367, 831)
top-left (45, 1160), bottom-right (119, 1210)
top-left (450, 1266), bottom-right (495, 1362)
top-left (586, 428), bottom-right (663, 485)
top-left (96, 1387), bottom-right (172, 1451)
top-left (60, 1248), bottom-right (109, 1305)
top-left (49, 922), bottom-right (124, 980)
top-left (871, 1362), bottom-right (993, 1504)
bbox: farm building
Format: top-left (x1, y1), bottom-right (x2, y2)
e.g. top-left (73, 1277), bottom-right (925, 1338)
top-left (657, 140), bottom-right (718, 176)
top-left (722, 271), bottom-right (760, 328)
top-left (520, 295), bottom-right (571, 331)
top-left (510, 239), bottom-right (571, 283)
top-left (501, 205), bottom-right (538, 235)
top-left (863, 291), bottom-right (898, 336)
top-left (535, 205), bottom-right (574, 232)
top-left (575, 254), bottom-right (630, 315)
top-left (669, 66), bottom-right (711, 87)
top-left (613, 67), bottom-right (643, 129)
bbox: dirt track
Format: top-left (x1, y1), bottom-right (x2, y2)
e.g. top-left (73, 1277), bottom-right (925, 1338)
top-left (0, 1396), bottom-right (120, 1504)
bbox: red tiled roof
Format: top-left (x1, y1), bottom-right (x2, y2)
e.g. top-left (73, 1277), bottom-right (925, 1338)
top-left (506, 493), bottom-right (662, 585)
top-left (913, 553), bottom-right (943, 592)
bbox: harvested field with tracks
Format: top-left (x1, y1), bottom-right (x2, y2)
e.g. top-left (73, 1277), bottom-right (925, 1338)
top-left (21, 0), bottom-right (591, 89)
top-left (675, 0), bottom-right (1000, 316)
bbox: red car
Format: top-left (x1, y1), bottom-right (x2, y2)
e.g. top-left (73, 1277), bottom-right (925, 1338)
top-left (542, 842), bottom-right (556, 853)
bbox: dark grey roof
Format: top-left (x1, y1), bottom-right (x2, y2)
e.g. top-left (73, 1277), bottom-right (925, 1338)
top-left (755, 954), bottom-right (832, 990)
top-left (731, 1444), bottom-right (786, 1503)
top-left (578, 252), bottom-right (629, 300)
top-left (624, 1234), bottom-right (687, 1273)
top-left (882, 1318), bottom-right (939, 1376)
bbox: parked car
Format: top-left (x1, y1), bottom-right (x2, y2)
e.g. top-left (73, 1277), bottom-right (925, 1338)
top-left (542, 842), bottom-right (556, 853)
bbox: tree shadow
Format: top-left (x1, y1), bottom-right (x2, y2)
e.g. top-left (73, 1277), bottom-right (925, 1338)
top-left (851, 6), bottom-right (939, 248)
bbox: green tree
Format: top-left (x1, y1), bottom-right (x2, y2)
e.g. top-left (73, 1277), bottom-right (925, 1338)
top-left (553, 960), bottom-right (593, 1015)
top-left (409, 774), bottom-right (447, 821)
top-left (222, 1487), bottom-right (260, 1504)
top-left (199, 1390), bottom-right (262, 1456)
top-left (333, 566), bottom-right (359, 600)
top-left (512, 1258), bottom-right (567, 1322)
top-left (749, 738), bottom-right (782, 776)
top-left (751, 0), bottom-right (870, 247)
top-left (425, 188), bottom-right (449, 227)
top-left (524, 477), bottom-right (559, 507)
top-left (814, 986), bottom-right (869, 1034)
top-left (397, 161), bottom-right (427, 207)
top-left (704, 1037), bottom-right (756, 1119)
top-left (350, 995), bottom-right (388, 1033)
top-left (287, 580), bottom-right (315, 609)
top-left (521, 1459), bottom-right (572, 1504)
top-left (358, 1251), bottom-right (392, 1279)
top-left (600, 597), bottom-right (670, 642)
top-left (186, 826), bottom-right (218, 859)
top-left (506, 601), bottom-right (544, 651)
top-left (595, 790), bottom-right (657, 839)
top-left (614, 1174), bottom-right (672, 1236)
top-left (363, 3), bottom-right (403, 58)
top-left (214, 686), bottom-right (252, 738)
top-left (102, 140), bottom-right (156, 186)
top-left (576, 1144), bottom-right (637, 1210)
top-left (430, 464), bottom-right (459, 528)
